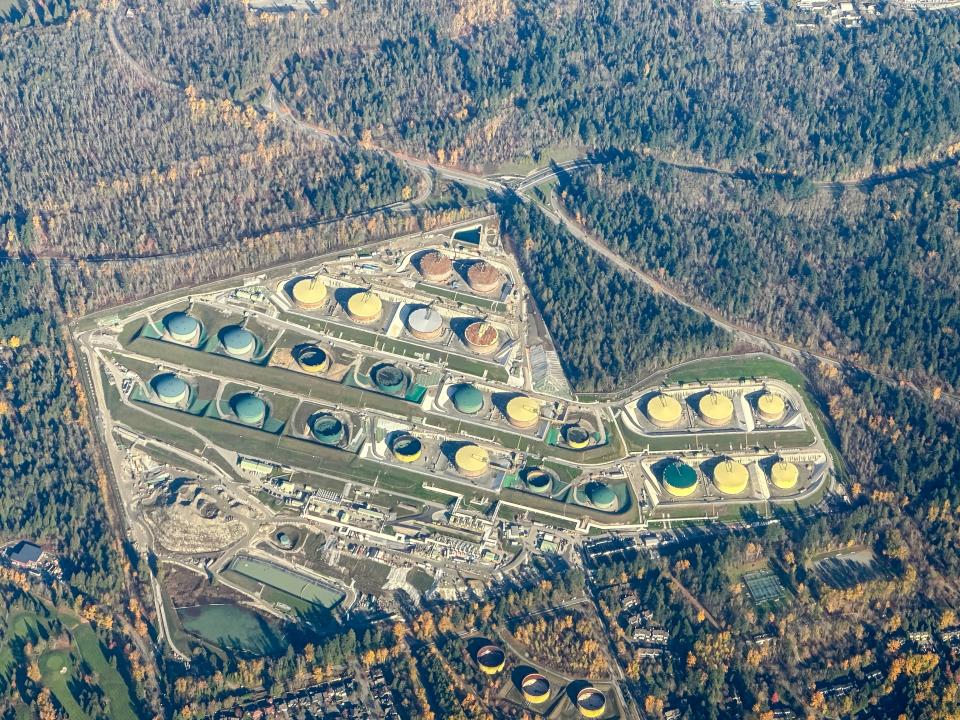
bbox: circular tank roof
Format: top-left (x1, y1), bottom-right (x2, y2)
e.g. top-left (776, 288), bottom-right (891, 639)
top-left (164, 311), bottom-right (199, 340)
top-left (646, 393), bottom-right (683, 426)
top-left (393, 435), bottom-right (423, 462)
top-left (153, 374), bottom-right (189, 405)
top-left (566, 424), bottom-right (591, 448)
top-left (757, 392), bottom-right (786, 419)
top-left (452, 384), bottom-right (484, 414)
top-left (277, 532), bottom-right (293, 549)
top-left (586, 482), bottom-right (617, 510)
top-left (466, 261), bottom-right (503, 291)
top-left (419, 250), bottom-right (453, 280)
top-left (663, 461), bottom-right (698, 497)
top-left (525, 469), bottom-right (553, 494)
top-left (576, 688), bottom-right (607, 718)
top-left (464, 321), bottom-right (499, 348)
top-left (291, 277), bottom-right (327, 307)
top-left (476, 645), bottom-right (505, 673)
top-left (373, 365), bottom-right (406, 392)
top-left (455, 445), bottom-right (489, 475)
top-left (297, 347), bottom-right (329, 373)
top-left (347, 291), bottom-right (383, 321)
top-left (699, 391), bottom-right (734, 423)
top-left (407, 306), bottom-right (443, 334)
top-left (311, 415), bottom-right (344, 444)
top-left (713, 459), bottom-right (749, 495)
top-left (222, 326), bottom-right (256, 356)
top-left (770, 460), bottom-right (799, 489)
top-left (232, 393), bottom-right (266, 425)
top-left (505, 395), bottom-right (540, 425)
top-left (521, 674), bottom-right (550, 704)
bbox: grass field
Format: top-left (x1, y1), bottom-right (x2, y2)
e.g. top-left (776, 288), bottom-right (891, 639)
top-left (407, 569), bottom-right (436, 594)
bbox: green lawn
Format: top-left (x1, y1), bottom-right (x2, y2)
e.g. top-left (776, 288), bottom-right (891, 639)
top-left (41, 650), bottom-right (89, 720)
top-left (68, 622), bottom-right (139, 720)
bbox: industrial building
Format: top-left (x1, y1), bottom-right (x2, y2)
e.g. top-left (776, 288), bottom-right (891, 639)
top-left (452, 383), bottom-right (485, 415)
top-left (163, 311), bottom-right (201, 344)
top-left (152, 373), bottom-right (189, 406)
top-left (454, 444), bottom-right (489, 478)
top-left (712, 458), bottom-right (749, 495)
top-left (662, 460), bottom-right (698, 497)
top-left (521, 673), bottom-right (551, 704)
top-left (475, 645), bottom-right (505, 675)
top-left (769, 459), bottom-right (799, 489)
top-left (290, 277), bottom-right (328, 310)
top-left (646, 393), bottom-right (683, 428)
top-left (406, 306), bottom-right (444, 340)
top-left (576, 687), bottom-right (607, 718)
top-left (466, 260), bottom-right (503, 294)
top-left (346, 290), bottom-right (383, 324)
top-left (504, 395), bottom-right (540, 429)
top-left (231, 393), bottom-right (267, 426)
top-left (756, 390), bottom-right (786, 422)
top-left (698, 390), bottom-right (734, 426)
top-left (220, 325), bottom-right (257, 358)
top-left (463, 321), bottom-right (499, 354)
top-left (417, 250), bottom-right (453, 282)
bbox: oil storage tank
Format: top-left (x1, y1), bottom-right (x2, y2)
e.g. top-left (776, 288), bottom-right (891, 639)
top-left (646, 393), bottom-right (683, 428)
top-left (392, 435), bottom-right (423, 463)
top-left (290, 277), bottom-right (328, 310)
top-left (463, 321), bottom-right (499, 354)
top-left (452, 384), bottom-right (484, 415)
top-left (346, 290), bottom-right (383, 325)
top-left (163, 311), bottom-right (200, 344)
top-left (756, 391), bottom-right (786, 423)
top-left (505, 395), bottom-right (540, 429)
top-left (418, 250), bottom-right (453, 282)
top-left (406, 306), bottom-right (444, 341)
top-left (663, 460), bottom-right (698, 497)
top-left (310, 414), bottom-right (344, 445)
top-left (698, 390), bottom-right (734, 426)
top-left (586, 482), bottom-right (617, 511)
top-left (576, 688), bottom-right (607, 718)
top-left (565, 424), bottom-right (591, 449)
top-left (770, 459), bottom-right (799, 490)
top-left (713, 458), bottom-right (749, 495)
top-left (231, 393), bottom-right (266, 426)
top-left (475, 645), bottom-right (505, 675)
top-left (466, 261), bottom-right (503, 294)
top-left (454, 444), bottom-right (489, 478)
top-left (521, 674), bottom-right (550, 704)
top-left (221, 325), bottom-right (257, 358)
top-left (297, 347), bottom-right (330, 374)
top-left (152, 374), bottom-right (189, 406)
top-left (373, 364), bottom-right (407, 395)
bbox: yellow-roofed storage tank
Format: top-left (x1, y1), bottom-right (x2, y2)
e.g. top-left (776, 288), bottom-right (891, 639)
top-left (770, 460), bottom-right (799, 490)
top-left (756, 391), bottom-right (786, 422)
top-left (713, 459), bottom-right (749, 495)
top-left (646, 393), bottom-right (683, 428)
top-left (346, 291), bottom-right (383, 324)
top-left (521, 674), bottom-right (550, 704)
top-left (698, 391), bottom-right (734, 426)
top-left (290, 277), bottom-right (328, 309)
top-left (454, 444), bottom-right (489, 478)
top-left (576, 688), bottom-right (607, 719)
top-left (505, 395), bottom-right (540, 429)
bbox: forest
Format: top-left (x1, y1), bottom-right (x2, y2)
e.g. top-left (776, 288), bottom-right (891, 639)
top-left (0, 259), bottom-right (119, 598)
top-left (272, 0), bottom-right (960, 176)
top-left (501, 201), bottom-right (730, 392)
top-left (559, 151), bottom-right (960, 389)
